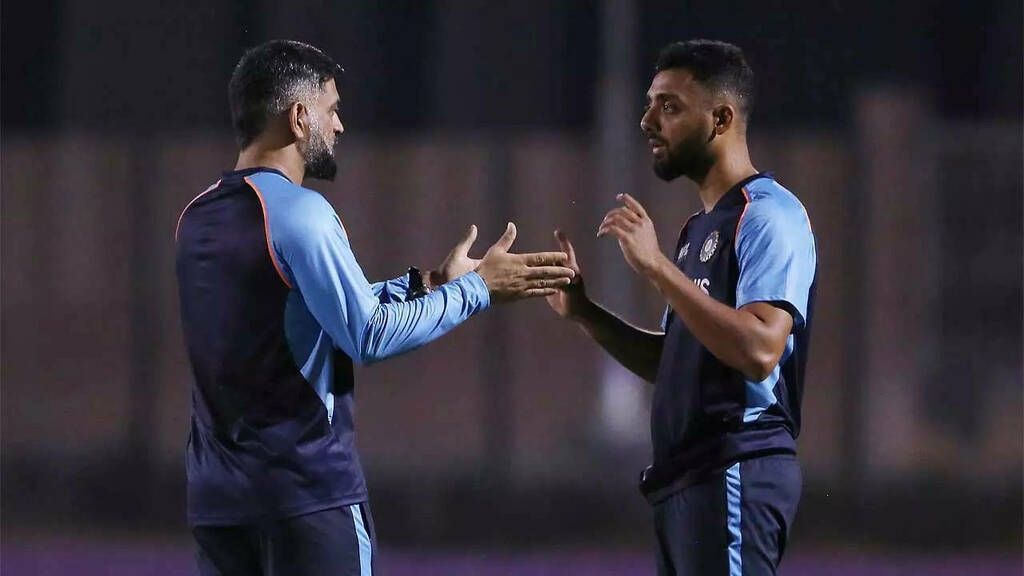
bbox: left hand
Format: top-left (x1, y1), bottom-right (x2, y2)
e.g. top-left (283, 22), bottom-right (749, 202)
top-left (597, 194), bottom-right (666, 276)
top-left (431, 224), bottom-right (482, 287)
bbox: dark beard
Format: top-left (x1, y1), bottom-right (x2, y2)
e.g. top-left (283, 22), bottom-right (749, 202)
top-left (301, 127), bottom-right (338, 181)
top-left (652, 128), bottom-right (714, 183)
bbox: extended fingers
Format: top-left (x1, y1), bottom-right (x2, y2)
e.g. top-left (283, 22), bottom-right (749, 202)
top-left (522, 277), bottom-right (572, 293)
top-left (597, 210), bottom-right (636, 237)
top-left (554, 230), bottom-right (581, 272)
top-left (617, 193), bottom-right (648, 219)
top-left (524, 266), bottom-right (576, 281)
top-left (596, 221), bottom-right (628, 239)
top-left (521, 251), bottom-right (570, 267)
top-left (521, 288), bottom-right (561, 298)
top-left (601, 207), bottom-right (641, 228)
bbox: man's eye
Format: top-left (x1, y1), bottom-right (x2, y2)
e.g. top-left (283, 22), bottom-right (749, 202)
top-left (663, 103), bottom-right (676, 113)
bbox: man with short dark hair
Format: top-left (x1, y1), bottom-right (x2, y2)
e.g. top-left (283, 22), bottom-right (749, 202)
top-left (176, 40), bottom-right (575, 576)
top-left (547, 40), bottom-right (816, 575)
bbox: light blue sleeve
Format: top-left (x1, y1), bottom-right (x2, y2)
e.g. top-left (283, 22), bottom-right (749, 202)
top-left (735, 200), bottom-right (816, 327)
top-left (271, 195), bottom-right (491, 365)
top-left (372, 275), bottom-right (410, 303)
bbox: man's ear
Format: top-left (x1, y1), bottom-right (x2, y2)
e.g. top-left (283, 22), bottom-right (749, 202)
top-left (288, 102), bottom-right (308, 141)
top-left (712, 104), bottom-right (735, 135)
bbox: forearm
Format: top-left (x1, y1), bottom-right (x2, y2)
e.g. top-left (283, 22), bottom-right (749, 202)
top-left (371, 273), bottom-right (411, 303)
top-left (372, 266), bottom-right (442, 304)
top-left (359, 271), bottom-right (490, 363)
top-left (644, 255), bottom-right (780, 381)
top-left (574, 298), bottom-right (664, 383)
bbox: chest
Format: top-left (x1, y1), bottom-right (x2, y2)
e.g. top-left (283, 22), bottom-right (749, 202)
top-left (673, 210), bottom-right (743, 304)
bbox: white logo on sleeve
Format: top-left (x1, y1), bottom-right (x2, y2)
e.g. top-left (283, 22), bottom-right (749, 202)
top-left (692, 277), bottom-right (710, 295)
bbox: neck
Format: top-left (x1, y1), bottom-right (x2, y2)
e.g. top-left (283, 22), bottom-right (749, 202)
top-left (693, 144), bottom-right (757, 212)
top-left (235, 142), bottom-right (304, 185)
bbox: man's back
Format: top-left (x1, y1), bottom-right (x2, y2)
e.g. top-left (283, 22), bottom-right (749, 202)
top-left (176, 167), bottom-right (366, 525)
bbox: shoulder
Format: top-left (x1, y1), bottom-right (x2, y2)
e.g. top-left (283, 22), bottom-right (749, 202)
top-left (245, 172), bottom-right (343, 242)
top-left (739, 178), bottom-right (812, 234)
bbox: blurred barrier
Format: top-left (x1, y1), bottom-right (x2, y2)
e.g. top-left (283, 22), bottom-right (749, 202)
top-left (1, 88), bottom-right (1021, 550)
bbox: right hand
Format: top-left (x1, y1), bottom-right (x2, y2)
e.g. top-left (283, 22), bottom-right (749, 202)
top-left (475, 223), bottom-right (577, 302)
top-left (545, 229), bottom-right (589, 320)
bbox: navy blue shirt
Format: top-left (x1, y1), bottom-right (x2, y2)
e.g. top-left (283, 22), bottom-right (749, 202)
top-left (642, 173), bottom-right (817, 504)
top-left (175, 167), bottom-right (490, 525)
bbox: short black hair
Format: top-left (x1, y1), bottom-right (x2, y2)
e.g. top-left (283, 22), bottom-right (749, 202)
top-left (655, 40), bottom-right (755, 117)
top-left (229, 40), bottom-right (343, 148)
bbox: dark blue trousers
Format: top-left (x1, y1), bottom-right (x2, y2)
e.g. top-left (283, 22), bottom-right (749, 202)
top-left (192, 503), bottom-right (377, 576)
top-left (653, 454), bottom-right (801, 576)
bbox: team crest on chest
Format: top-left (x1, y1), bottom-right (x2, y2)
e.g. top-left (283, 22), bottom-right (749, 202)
top-left (677, 242), bottom-right (690, 262)
top-left (699, 231), bottom-right (720, 263)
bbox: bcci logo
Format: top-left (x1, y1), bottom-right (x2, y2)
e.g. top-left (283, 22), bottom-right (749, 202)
top-left (677, 242), bottom-right (690, 262)
top-left (699, 231), bottom-right (719, 263)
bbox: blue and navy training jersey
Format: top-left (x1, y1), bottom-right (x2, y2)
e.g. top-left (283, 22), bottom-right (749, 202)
top-left (641, 173), bottom-right (817, 504)
top-left (175, 167), bottom-right (490, 525)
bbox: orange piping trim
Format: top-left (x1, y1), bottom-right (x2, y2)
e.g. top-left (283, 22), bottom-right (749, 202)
top-left (175, 180), bottom-right (220, 241)
top-left (244, 176), bottom-right (294, 289)
top-left (734, 187), bottom-right (753, 247)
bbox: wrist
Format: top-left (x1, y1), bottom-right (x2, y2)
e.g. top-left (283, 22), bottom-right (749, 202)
top-left (642, 253), bottom-right (674, 285)
top-left (569, 293), bottom-right (597, 324)
top-left (406, 266), bottom-right (433, 300)
top-left (426, 269), bottom-right (444, 290)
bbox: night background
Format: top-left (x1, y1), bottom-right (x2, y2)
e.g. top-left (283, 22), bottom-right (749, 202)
top-left (2, 1), bottom-right (1022, 574)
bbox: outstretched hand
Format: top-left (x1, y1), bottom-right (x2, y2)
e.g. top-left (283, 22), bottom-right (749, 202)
top-left (597, 194), bottom-right (667, 276)
top-left (544, 230), bottom-right (589, 320)
top-left (475, 223), bottom-right (577, 303)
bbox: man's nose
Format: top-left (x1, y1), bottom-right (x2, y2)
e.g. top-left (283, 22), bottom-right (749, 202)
top-left (640, 109), bottom-right (657, 135)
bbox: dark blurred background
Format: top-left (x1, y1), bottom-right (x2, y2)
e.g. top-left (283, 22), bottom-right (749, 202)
top-left (2, 1), bottom-right (1022, 574)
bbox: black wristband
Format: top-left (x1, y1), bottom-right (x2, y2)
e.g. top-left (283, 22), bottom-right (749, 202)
top-left (406, 266), bottom-right (431, 300)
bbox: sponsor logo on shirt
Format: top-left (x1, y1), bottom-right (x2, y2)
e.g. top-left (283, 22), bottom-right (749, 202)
top-left (677, 242), bottom-right (690, 262)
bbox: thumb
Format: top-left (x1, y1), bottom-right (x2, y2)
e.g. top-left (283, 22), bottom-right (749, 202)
top-left (454, 224), bottom-right (478, 256)
top-left (555, 229), bottom-right (579, 271)
top-left (492, 222), bottom-right (517, 253)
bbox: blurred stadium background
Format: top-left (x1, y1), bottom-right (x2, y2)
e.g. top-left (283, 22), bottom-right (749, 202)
top-left (2, 1), bottom-right (1021, 574)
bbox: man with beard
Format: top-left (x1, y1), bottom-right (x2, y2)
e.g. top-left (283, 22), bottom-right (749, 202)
top-left (175, 40), bottom-right (575, 576)
top-left (546, 40), bottom-right (816, 575)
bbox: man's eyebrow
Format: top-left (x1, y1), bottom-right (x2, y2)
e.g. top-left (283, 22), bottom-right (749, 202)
top-left (646, 91), bottom-right (681, 102)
